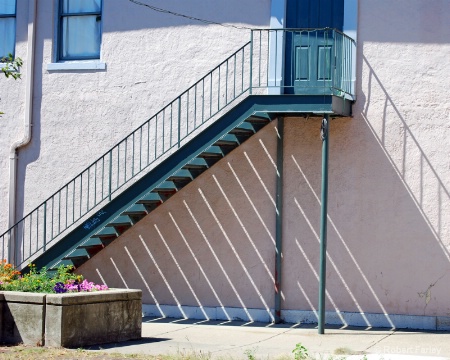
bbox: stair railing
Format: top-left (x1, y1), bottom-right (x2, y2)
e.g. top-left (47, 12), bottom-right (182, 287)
top-left (1, 29), bottom-right (355, 268)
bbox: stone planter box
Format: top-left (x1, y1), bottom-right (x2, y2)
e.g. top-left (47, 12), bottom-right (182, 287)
top-left (0, 289), bottom-right (142, 347)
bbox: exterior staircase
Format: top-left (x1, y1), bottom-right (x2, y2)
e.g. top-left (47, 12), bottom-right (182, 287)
top-left (0, 29), bottom-right (355, 272)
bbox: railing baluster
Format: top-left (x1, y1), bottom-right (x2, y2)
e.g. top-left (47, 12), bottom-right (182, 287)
top-left (58, 190), bottom-right (61, 235)
top-left (194, 84), bottom-right (197, 128)
top-left (108, 151), bottom-right (112, 201)
top-left (87, 167), bottom-right (90, 211)
top-left (162, 111), bottom-right (165, 153)
top-left (225, 60), bottom-right (228, 104)
top-left (186, 90), bottom-right (189, 135)
top-left (43, 202), bottom-right (47, 252)
top-left (169, 106), bottom-right (173, 148)
top-left (177, 97), bottom-right (181, 148)
top-left (233, 54), bottom-right (236, 99)
top-left (139, 125), bottom-right (143, 171)
top-left (202, 79), bottom-right (205, 123)
top-left (259, 30), bottom-right (262, 86)
top-left (249, 31), bottom-right (253, 94)
top-left (132, 132), bottom-right (135, 177)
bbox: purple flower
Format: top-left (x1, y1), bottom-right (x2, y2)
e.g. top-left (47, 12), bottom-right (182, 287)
top-left (53, 282), bottom-right (67, 293)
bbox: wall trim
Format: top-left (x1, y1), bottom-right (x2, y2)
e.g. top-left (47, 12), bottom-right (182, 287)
top-left (142, 304), bottom-right (450, 331)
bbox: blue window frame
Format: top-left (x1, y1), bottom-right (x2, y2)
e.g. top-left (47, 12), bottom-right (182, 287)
top-left (58, 0), bottom-right (102, 60)
top-left (0, 0), bottom-right (16, 59)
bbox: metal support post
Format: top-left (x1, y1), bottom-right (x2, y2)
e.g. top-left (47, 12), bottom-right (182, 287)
top-left (318, 115), bottom-right (329, 334)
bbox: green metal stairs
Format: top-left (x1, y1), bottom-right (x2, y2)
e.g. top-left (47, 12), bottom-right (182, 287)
top-left (32, 100), bottom-right (275, 271)
top-left (3, 28), bottom-right (355, 272)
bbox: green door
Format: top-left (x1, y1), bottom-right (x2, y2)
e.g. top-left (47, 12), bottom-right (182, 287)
top-left (284, 0), bottom-right (344, 94)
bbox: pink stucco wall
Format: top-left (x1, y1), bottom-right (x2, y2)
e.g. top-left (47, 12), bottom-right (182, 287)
top-left (78, 122), bottom-right (278, 312)
top-left (79, 0), bottom-right (450, 321)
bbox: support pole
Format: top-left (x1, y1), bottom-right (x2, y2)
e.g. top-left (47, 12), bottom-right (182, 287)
top-left (274, 117), bottom-right (284, 323)
top-left (318, 115), bottom-right (329, 334)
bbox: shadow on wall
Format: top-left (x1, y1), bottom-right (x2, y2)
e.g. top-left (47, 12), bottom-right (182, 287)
top-left (281, 115), bottom-right (450, 324)
top-left (77, 122), bottom-right (279, 322)
top-left (276, 40), bottom-right (450, 322)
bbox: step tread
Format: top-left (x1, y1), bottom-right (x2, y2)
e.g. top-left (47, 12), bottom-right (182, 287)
top-left (78, 238), bottom-right (104, 248)
top-left (183, 158), bottom-right (209, 169)
top-left (168, 169), bottom-right (194, 181)
top-left (137, 193), bottom-right (163, 204)
top-left (152, 181), bottom-right (178, 192)
top-left (198, 146), bottom-right (224, 158)
top-left (105, 215), bottom-right (133, 227)
top-left (214, 134), bottom-right (240, 146)
top-left (90, 227), bottom-right (118, 238)
top-left (63, 249), bottom-right (89, 260)
top-left (230, 122), bottom-right (255, 133)
top-left (122, 204), bottom-right (148, 216)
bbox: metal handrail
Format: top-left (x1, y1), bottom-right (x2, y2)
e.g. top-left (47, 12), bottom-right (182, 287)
top-left (1, 29), bottom-right (356, 267)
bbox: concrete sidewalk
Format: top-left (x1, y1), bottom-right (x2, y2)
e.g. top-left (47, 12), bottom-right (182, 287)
top-left (85, 317), bottom-right (450, 359)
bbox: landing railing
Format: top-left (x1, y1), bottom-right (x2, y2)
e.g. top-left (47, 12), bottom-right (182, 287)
top-left (1, 29), bottom-right (355, 267)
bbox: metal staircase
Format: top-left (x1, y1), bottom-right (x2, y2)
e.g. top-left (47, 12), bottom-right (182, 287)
top-left (0, 29), bottom-right (355, 272)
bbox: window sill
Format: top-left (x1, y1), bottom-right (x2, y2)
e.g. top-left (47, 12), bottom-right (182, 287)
top-left (47, 61), bottom-right (106, 71)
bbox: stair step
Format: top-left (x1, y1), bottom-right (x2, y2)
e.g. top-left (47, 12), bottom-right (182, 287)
top-left (62, 249), bottom-right (90, 268)
top-left (105, 215), bottom-right (133, 227)
top-left (198, 146), bottom-right (224, 158)
top-left (152, 181), bottom-right (178, 193)
top-left (91, 227), bottom-right (118, 239)
top-left (230, 122), bottom-right (255, 134)
top-left (183, 158), bottom-right (209, 170)
top-left (78, 238), bottom-right (105, 257)
top-left (122, 204), bottom-right (148, 217)
top-left (78, 238), bottom-right (104, 247)
top-left (136, 193), bottom-right (163, 205)
top-left (63, 249), bottom-right (89, 260)
top-left (168, 169), bottom-right (194, 181)
top-left (214, 134), bottom-right (240, 146)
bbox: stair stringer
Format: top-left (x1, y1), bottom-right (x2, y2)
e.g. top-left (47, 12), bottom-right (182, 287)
top-left (76, 120), bottom-right (279, 315)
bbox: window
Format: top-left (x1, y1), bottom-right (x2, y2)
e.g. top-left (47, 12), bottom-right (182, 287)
top-left (0, 0), bottom-right (16, 59)
top-left (58, 0), bottom-right (102, 60)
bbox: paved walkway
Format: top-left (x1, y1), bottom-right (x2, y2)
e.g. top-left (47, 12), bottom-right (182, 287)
top-left (86, 317), bottom-right (450, 359)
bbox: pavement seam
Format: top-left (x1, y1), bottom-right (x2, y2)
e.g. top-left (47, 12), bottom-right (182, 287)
top-left (363, 330), bottom-right (396, 352)
top-left (210, 327), bottom-right (296, 354)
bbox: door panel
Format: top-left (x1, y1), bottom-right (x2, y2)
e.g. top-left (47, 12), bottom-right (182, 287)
top-left (285, 0), bottom-right (344, 94)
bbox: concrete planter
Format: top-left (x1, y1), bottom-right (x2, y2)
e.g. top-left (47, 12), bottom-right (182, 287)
top-left (0, 289), bottom-right (142, 347)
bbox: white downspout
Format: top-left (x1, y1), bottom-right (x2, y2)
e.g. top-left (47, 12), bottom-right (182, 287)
top-left (8, 0), bottom-right (37, 264)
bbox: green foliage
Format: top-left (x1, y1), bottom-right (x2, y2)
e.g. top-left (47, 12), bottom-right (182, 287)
top-left (0, 263), bottom-right (80, 293)
top-left (292, 343), bottom-right (309, 360)
top-left (1, 53), bottom-right (23, 80)
top-left (1, 53), bottom-right (23, 116)
top-left (244, 348), bottom-right (256, 360)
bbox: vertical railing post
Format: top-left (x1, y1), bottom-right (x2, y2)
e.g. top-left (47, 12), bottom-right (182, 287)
top-left (8, 228), bottom-right (16, 266)
top-left (318, 115), bottom-right (329, 335)
top-left (43, 202), bottom-right (47, 251)
top-left (249, 30), bottom-right (253, 94)
top-left (108, 151), bottom-right (112, 201)
top-left (178, 97), bottom-right (182, 148)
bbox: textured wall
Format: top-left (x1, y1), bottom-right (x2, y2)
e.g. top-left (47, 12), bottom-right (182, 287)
top-left (0, 0), bottom-right (270, 234)
top-left (2, 0), bottom-right (450, 321)
top-left (78, 121), bottom-right (278, 316)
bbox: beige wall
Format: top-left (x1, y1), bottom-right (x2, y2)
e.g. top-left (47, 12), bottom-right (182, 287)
top-left (78, 122), bottom-right (278, 315)
top-left (2, 0), bottom-right (450, 324)
top-left (0, 0), bottom-right (270, 234)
